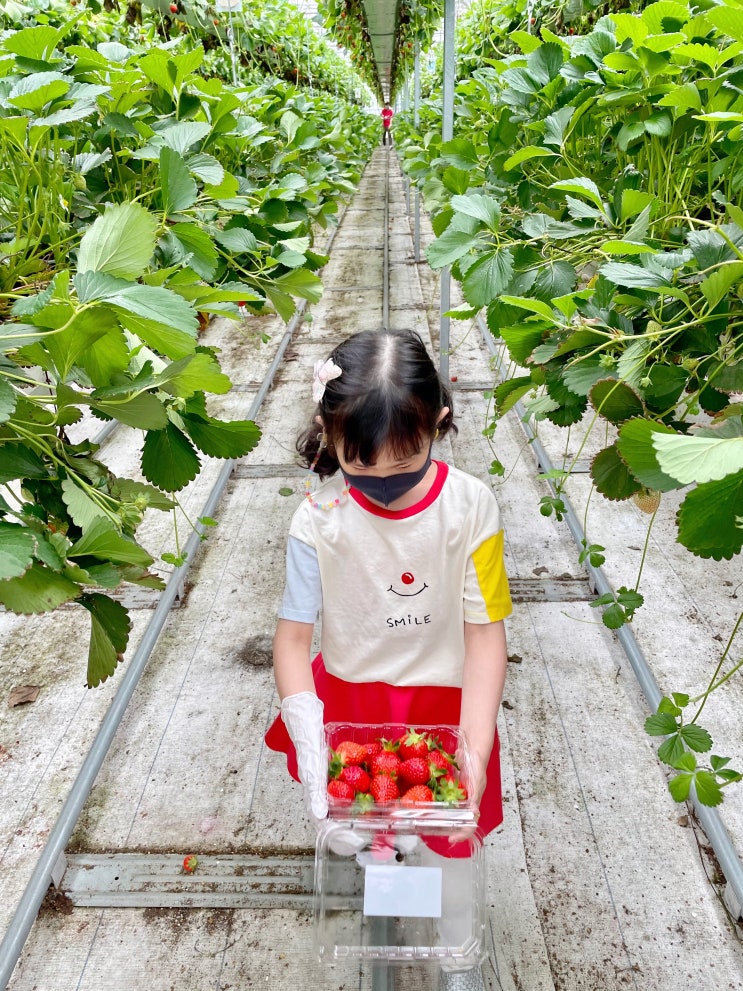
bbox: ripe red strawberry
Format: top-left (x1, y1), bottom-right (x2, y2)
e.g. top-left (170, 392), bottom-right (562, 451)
top-left (182, 854), bottom-right (198, 873)
top-left (370, 775), bottom-right (399, 804)
top-left (169, 3), bottom-right (178, 11)
top-left (401, 785), bottom-right (433, 805)
top-left (328, 779), bottom-right (354, 803)
top-left (335, 740), bottom-right (367, 766)
top-left (428, 749), bottom-right (453, 773)
top-left (398, 757), bottom-right (430, 785)
top-left (398, 728), bottom-right (429, 761)
top-left (340, 765), bottom-right (370, 793)
top-left (371, 751), bottom-right (400, 778)
top-left (364, 740), bottom-right (383, 761)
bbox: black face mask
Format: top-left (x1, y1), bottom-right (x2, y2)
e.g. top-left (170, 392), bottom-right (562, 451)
top-left (344, 449), bottom-right (433, 507)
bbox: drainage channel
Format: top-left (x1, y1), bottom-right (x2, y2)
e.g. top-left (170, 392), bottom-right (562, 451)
top-left (0, 197), bottom-right (352, 989)
top-left (477, 315), bottom-right (743, 922)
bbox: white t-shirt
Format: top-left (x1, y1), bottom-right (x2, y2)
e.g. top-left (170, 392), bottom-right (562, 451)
top-left (279, 461), bottom-right (511, 687)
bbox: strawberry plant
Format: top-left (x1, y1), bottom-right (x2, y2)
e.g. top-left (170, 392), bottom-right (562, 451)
top-left (394, 0), bottom-right (743, 806)
top-left (0, 17), bottom-right (376, 687)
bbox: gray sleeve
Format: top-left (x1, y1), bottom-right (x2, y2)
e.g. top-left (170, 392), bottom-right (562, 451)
top-left (278, 535), bottom-right (322, 623)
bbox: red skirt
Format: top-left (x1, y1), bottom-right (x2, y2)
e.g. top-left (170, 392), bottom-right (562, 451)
top-left (265, 655), bottom-right (503, 857)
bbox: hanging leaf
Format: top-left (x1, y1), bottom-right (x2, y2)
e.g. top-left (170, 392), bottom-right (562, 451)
top-left (160, 353), bottom-right (231, 397)
top-left (677, 470), bottom-right (743, 560)
top-left (599, 262), bottom-right (669, 288)
top-left (550, 177), bottom-right (606, 213)
top-left (0, 378), bottom-right (18, 423)
top-left (590, 379), bottom-right (644, 424)
top-left (616, 418), bottom-right (681, 491)
top-left (499, 324), bottom-right (547, 365)
top-left (79, 593), bottom-right (131, 688)
top-left (0, 523), bottom-right (37, 580)
top-left (591, 443), bottom-right (641, 501)
top-left (91, 393), bottom-right (168, 431)
top-left (160, 146), bottom-right (198, 216)
top-left (652, 432), bottom-right (743, 485)
top-left (0, 563), bottom-right (80, 613)
top-left (0, 442), bottom-right (47, 485)
top-left (69, 516), bottom-right (153, 566)
top-left (450, 194), bottom-right (501, 229)
top-left (462, 248), bottom-right (514, 308)
top-left (77, 203), bottom-right (157, 280)
top-left (426, 228), bottom-right (479, 270)
top-left (141, 423), bottom-right (201, 492)
top-left (181, 414), bottom-right (262, 458)
top-left (61, 478), bottom-right (110, 531)
top-left (494, 376), bottom-right (535, 417)
top-left (8, 72), bottom-right (69, 113)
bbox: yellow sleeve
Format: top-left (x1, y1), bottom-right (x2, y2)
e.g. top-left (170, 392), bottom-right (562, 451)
top-left (465, 530), bottom-right (512, 623)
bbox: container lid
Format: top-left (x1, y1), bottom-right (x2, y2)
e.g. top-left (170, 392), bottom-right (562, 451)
top-left (314, 820), bottom-right (485, 965)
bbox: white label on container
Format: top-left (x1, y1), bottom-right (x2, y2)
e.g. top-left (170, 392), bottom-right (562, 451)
top-left (363, 864), bottom-right (442, 918)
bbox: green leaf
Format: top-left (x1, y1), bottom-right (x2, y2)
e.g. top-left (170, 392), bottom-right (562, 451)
top-left (0, 563), bottom-right (80, 613)
top-left (440, 138), bottom-right (479, 170)
top-left (599, 262), bottom-right (669, 288)
top-left (161, 353), bottom-right (230, 398)
top-left (658, 735), bottom-right (686, 766)
top-left (668, 772), bottom-right (693, 802)
top-left (652, 432), bottom-right (743, 484)
top-left (617, 419), bottom-right (680, 491)
top-left (677, 470), bottom-right (743, 560)
top-left (680, 724), bottom-right (713, 754)
top-left (645, 712), bottom-right (679, 736)
top-left (0, 442), bottom-right (47, 485)
top-left (215, 228), bottom-right (259, 254)
top-left (0, 523), bottom-right (37, 580)
top-left (590, 379), bottom-right (644, 424)
top-left (699, 261), bottom-right (743, 309)
top-left (450, 194), bottom-right (501, 228)
top-left (8, 72), bottom-right (69, 113)
top-left (4, 24), bottom-right (64, 60)
top-left (462, 248), bottom-right (514, 308)
top-left (91, 392), bottom-right (168, 431)
top-left (426, 228), bottom-right (479, 270)
top-left (493, 376), bottom-right (534, 417)
top-left (503, 146), bottom-right (555, 171)
top-left (61, 478), bottom-right (110, 530)
top-left (44, 309), bottom-right (116, 382)
top-left (550, 177), bottom-right (605, 213)
top-left (141, 423), bottom-right (201, 492)
top-left (104, 282), bottom-right (199, 334)
top-left (187, 153), bottom-right (224, 186)
top-left (600, 602), bottom-right (628, 630)
top-left (591, 443), bottom-right (641, 501)
top-left (80, 593), bottom-right (131, 688)
top-left (160, 146), bottom-right (198, 216)
top-left (0, 377), bottom-right (18, 423)
top-left (500, 324), bottom-right (547, 364)
top-left (69, 516), bottom-right (153, 566)
top-left (77, 203), bottom-right (157, 280)
top-left (693, 771), bottom-right (724, 807)
top-left (706, 5), bottom-right (743, 43)
top-left (272, 268), bottom-right (323, 304)
top-left (180, 414), bottom-right (261, 458)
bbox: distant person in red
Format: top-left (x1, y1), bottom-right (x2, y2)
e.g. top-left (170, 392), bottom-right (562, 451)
top-left (381, 103), bottom-right (394, 145)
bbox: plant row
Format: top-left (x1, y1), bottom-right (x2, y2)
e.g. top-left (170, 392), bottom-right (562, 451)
top-left (0, 19), bottom-right (378, 686)
top-left (395, 0), bottom-right (743, 806)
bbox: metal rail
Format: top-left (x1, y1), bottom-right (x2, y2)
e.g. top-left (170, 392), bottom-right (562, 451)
top-left (477, 316), bottom-right (743, 921)
top-left (0, 209), bottom-right (348, 991)
top-left (383, 144), bottom-right (390, 332)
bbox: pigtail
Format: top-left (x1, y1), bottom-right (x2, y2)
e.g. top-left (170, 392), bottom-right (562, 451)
top-left (297, 421), bottom-right (340, 478)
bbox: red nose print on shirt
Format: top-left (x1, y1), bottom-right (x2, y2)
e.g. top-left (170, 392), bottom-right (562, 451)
top-left (388, 572), bottom-right (429, 596)
top-left (401, 572), bottom-right (414, 585)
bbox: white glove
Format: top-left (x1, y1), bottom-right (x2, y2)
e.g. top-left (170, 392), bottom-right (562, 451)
top-left (280, 693), bottom-right (368, 856)
top-left (280, 691), bottom-right (328, 821)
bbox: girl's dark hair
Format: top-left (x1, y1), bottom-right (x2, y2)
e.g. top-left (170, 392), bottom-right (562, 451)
top-left (298, 329), bottom-right (456, 478)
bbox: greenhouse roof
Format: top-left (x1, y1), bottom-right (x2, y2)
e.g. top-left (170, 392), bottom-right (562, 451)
top-left (361, 0), bottom-right (397, 101)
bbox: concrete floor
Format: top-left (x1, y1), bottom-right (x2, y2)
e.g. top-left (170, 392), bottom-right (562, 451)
top-left (1, 149), bottom-right (742, 990)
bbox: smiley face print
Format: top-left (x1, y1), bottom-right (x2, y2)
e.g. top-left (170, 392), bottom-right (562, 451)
top-left (387, 571), bottom-right (428, 597)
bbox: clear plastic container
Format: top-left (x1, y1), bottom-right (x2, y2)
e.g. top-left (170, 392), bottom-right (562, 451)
top-left (315, 722), bottom-right (485, 965)
top-left (324, 722), bottom-right (477, 825)
top-left (314, 819), bottom-right (486, 965)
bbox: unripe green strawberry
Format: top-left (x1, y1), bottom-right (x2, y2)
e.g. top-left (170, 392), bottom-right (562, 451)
top-left (631, 488), bottom-right (661, 514)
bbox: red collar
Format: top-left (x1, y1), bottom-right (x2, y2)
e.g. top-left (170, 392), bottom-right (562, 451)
top-left (348, 461), bottom-right (449, 519)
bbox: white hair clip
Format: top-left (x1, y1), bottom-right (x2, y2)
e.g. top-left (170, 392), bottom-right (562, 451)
top-left (312, 357), bottom-right (342, 403)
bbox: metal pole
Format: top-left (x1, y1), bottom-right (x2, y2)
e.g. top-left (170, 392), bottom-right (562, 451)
top-left (413, 37), bottom-right (421, 264)
top-left (439, 0), bottom-right (456, 380)
top-left (477, 316), bottom-right (743, 922)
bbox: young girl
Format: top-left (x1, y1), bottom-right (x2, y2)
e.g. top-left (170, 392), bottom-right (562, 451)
top-left (265, 329), bottom-right (511, 991)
